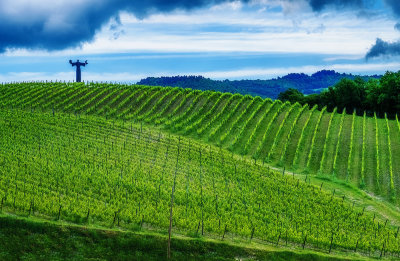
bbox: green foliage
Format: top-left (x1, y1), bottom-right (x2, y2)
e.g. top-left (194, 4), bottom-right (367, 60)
top-left (243, 99), bottom-right (277, 155)
top-left (319, 79), bottom-right (365, 114)
top-left (219, 96), bottom-right (259, 145)
top-left (253, 100), bottom-right (285, 159)
top-left (360, 112), bottom-right (366, 188)
top-left (149, 90), bottom-right (182, 124)
top-left (185, 92), bottom-right (230, 134)
top-left (385, 114), bottom-right (395, 200)
top-left (117, 87), bottom-right (151, 119)
top-left (1, 108), bottom-right (400, 257)
top-left (318, 107), bottom-right (337, 174)
top-left (332, 109), bottom-right (346, 177)
top-left (306, 107), bottom-right (327, 170)
top-left (279, 104), bottom-right (307, 166)
top-left (0, 215), bottom-right (359, 261)
top-left (374, 112), bottom-right (380, 191)
top-left (370, 71), bottom-right (400, 115)
top-left (278, 88), bottom-right (305, 103)
top-left (138, 70), bottom-right (377, 100)
top-left (156, 90), bottom-right (194, 125)
top-left (266, 102), bottom-right (297, 162)
top-left (0, 82), bottom-right (399, 207)
top-left (231, 98), bottom-right (271, 153)
top-left (174, 91), bottom-right (220, 132)
top-left (137, 88), bottom-right (177, 121)
top-left (196, 94), bottom-right (238, 136)
top-left (278, 71), bottom-right (400, 118)
top-left (293, 105), bottom-right (318, 168)
top-left (207, 95), bottom-right (248, 142)
top-left (128, 87), bottom-right (165, 120)
top-left (166, 90), bottom-right (207, 129)
top-left (346, 111), bottom-right (356, 180)
top-left (397, 114), bottom-right (400, 132)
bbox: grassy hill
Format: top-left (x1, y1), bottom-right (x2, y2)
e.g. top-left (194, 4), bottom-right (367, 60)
top-left (0, 82), bottom-right (400, 259)
top-left (1, 82), bottom-right (398, 204)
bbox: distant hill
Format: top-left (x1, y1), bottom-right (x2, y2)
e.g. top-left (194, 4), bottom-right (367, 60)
top-left (137, 70), bottom-right (380, 99)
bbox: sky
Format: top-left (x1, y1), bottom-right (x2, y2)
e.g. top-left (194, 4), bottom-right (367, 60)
top-left (1, 0), bottom-right (400, 83)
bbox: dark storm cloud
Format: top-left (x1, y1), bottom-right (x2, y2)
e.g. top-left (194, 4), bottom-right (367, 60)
top-left (1, 0), bottom-right (399, 54)
top-left (0, 0), bottom-right (249, 53)
top-left (384, 0), bottom-right (400, 17)
top-left (303, 0), bottom-right (400, 59)
top-left (364, 1), bottom-right (400, 59)
top-left (305, 0), bottom-right (364, 11)
top-left (366, 38), bottom-right (400, 59)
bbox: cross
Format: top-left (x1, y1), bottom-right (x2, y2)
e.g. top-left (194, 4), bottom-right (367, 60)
top-left (69, 60), bottom-right (88, 82)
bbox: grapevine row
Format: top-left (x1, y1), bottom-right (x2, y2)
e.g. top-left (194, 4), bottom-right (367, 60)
top-left (332, 109), bottom-right (346, 177)
top-left (318, 107), bottom-right (337, 174)
top-left (306, 106), bottom-right (327, 170)
top-left (278, 104), bottom-right (307, 166)
top-left (292, 105), bottom-right (318, 168)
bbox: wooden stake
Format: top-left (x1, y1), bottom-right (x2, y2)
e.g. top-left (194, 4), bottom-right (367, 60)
top-left (167, 137), bottom-right (180, 259)
top-left (329, 233), bottom-right (334, 253)
top-left (222, 225), bottom-right (227, 240)
top-left (57, 205), bottom-right (62, 220)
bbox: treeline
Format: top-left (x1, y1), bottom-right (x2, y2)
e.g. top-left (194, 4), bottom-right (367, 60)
top-left (278, 71), bottom-right (400, 118)
top-left (137, 70), bottom-right (378, 99)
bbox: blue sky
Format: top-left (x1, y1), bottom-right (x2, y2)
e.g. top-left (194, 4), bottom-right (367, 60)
top-left (1, 0), bottom-right (400, 82)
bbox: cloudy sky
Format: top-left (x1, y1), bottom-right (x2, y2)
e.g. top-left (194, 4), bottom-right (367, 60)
top-left (1, 0), bottom-right (400, 82)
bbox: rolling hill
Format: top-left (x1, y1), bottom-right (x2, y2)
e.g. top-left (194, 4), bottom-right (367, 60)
top-left (0, 81), bottom-right (399, 260)
top-left (1, 82), bottom-right (397, 204)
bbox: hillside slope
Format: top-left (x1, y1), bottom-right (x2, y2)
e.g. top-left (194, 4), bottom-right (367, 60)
top-left (0, 215), bottom-right (365, 261)
top-left (0, 82), bottom-right (397, 205)
top-left (0, 108), bottom-right (400, 259)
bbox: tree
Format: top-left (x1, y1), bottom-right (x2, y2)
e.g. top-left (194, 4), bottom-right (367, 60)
top-left (334, 77), bottom-right (365, 113)
top-left (378, 71), bottom-right (400, 116)
top-left (278, 88), bottom-right (304, 103)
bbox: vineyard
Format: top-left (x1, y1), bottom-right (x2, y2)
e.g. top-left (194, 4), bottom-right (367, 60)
top-left (1, 82), bottom-right (399, 205)
top-left (1, 82), bottom-right (400, 259)
top-left (1, 108), bottom-right (400, 258)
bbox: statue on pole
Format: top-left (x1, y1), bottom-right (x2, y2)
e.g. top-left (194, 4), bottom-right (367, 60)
top-left (69, 60), bottom-right (88, 82)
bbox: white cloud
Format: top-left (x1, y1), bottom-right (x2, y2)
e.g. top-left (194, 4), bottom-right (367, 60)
top-left (197, 62), bottom-right (400, 79)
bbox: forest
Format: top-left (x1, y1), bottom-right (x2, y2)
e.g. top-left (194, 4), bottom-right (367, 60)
top-left (138, 70), bottom-right (378, 100)
top-left (278, 71), bottom-right (400, 118)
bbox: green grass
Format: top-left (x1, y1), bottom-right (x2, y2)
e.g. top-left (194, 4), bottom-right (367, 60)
top-left (0, 214), bottom-right (369, 261)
